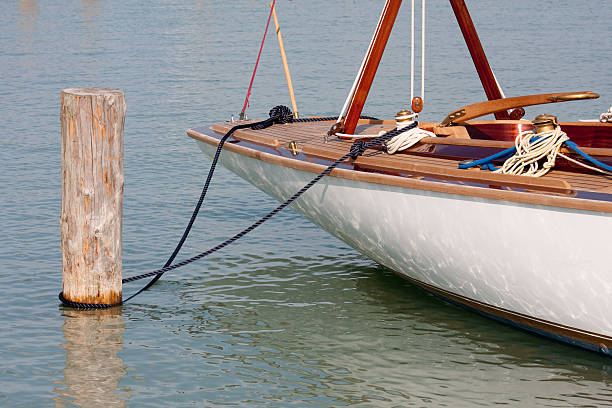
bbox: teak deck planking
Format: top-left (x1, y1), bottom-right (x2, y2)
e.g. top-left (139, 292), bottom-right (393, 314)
top-left (195, 119), bottom-right (612, 213)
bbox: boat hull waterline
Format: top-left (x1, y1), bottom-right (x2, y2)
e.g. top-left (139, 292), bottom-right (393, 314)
top-left (190, 127), bottom-right (612, 355)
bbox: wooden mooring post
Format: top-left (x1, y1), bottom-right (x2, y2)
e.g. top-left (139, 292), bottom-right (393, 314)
top-left (60, 88), bottom-right (125, 306)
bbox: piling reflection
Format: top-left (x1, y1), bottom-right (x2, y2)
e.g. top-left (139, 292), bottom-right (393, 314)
top-left (54, 308), bottom-right (128, 407)
top-left (18, 0), bottom-right (37, 35)
top-left (80, 0), bottom-right (102, 20)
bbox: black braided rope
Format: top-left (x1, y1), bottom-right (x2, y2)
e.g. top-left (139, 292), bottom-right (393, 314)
top-left (59, 106), bottom-right (390, 309)
top-left (119, 122), bottom-right (416, 284)
top-left (293, 115), bottom-right (379, 123)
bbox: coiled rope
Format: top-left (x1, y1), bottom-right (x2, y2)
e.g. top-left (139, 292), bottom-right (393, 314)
top-left (59, 106), bottom-right (389, 309)
top-left (336, 121), bottom-right (435, 154)
top-left (495, 127), bottom-right (569, 177)
top-left (336, 110), bottom-right (435, 153)
top-left (385, 122), bottom-right (436, 154)
top-left (459, 125), bottom-right (612, 177)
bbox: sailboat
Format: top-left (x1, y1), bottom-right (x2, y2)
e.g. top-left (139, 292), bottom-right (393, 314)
top-left (187, 0), bottom-right (612, 355)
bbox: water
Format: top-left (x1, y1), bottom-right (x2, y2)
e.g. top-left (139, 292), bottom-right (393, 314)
top-left (1, 0), bottom-right (611, 406)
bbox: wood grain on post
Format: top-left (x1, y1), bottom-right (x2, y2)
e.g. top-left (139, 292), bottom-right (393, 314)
top-left (60, 88), bottom-right (125, 305)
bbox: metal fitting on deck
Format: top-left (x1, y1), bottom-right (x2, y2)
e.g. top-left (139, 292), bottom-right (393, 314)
top-left (532, 114), bottom-right (558, 134)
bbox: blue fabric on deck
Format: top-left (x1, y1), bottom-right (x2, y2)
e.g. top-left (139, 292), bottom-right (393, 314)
top-left (457, 145), bottom-right (516, 170)
top-left (458, 136), bottom-right (612, 174)
top-left (564, 141), bottom-right (612, 172)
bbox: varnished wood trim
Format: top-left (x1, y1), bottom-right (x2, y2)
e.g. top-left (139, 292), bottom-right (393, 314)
top-left (441, 91), bottom-right (599, 126)
top-left (210, 120), bottom-right (612, 193)
top-left (449, 0), bottom-right (509, 120)
top-left (295, 142), bottom-right (574, 196)
top-left (343, 0), bottom-right (402, 135)
top-left (210, 122), bottom-right (581, 195)
top-left (187, 127), bottom-right (612, 214)
top-left (212, 123), bottom-right (280, 148)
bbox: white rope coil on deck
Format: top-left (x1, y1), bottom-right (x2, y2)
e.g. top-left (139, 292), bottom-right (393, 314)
top-left (385, 122), bottom-right (435, 154)
top-left (336, 114), bottom-right (436, 154)
top-left (601, 106), bottom-right (612, 123)
top-left (495, 127), bottom-right (569, 177)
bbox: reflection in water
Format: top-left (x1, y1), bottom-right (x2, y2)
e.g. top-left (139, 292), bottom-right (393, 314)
top-left (54, 309), bottom-right (128, 407)
top-left (149, 258), bottom-right (611, 406)
top-left (80, 0), bottom-right (102, 20)
top-left (3, 0), bottom-right (610, 404)
top-left (18, 0), bottom-right (37, 35)
top-left (355, 269), bottom-right (612, 367)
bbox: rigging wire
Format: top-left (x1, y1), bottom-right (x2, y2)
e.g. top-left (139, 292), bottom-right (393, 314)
top-left (336, 5), bottom-right (387, 125)
top-left (410, 0), bottom-right (426, 105)
top-left (240, 0), bottom-right (277, 119)
top-left (421, 0), bottom-right (425, 102)
top-left (410, 0), bottom-right (414, 102)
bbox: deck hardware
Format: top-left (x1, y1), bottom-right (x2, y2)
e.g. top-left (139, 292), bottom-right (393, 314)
top-left (411, 97), bottom-right (423, 113)
top-left (441, 108), bottom-right (466, 126)
top-left (546, 91), bottom-right (599, 102)
top-left (395, 109), bottom-right (416, 123)
top-left (509, 107), bottom-right (525, 120)
top-left (532, 114), bottom-right (558, 134)
top-left (327, 122), bottom-right (344, 138)
top-left (288, 140), bottom-right (300, 156)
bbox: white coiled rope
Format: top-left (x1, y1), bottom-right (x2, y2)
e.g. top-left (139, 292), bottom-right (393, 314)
top-left (385, 121), bottom-right (436, 154)
top-left (337, 123), bottom-right (435, 152)
top-left (601, 106), bottom-right (612, 123)
top-left (495, 127), bottom-right (568, 177)
top-left (337, 111), bottom-right (436, 153)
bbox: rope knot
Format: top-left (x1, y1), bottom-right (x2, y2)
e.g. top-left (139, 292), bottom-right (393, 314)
top-left (269, 105), bottom-right (294, 124)
top-left (350, 140), bottom-right (367, 160)
top-left (250, 105), bottom-right (293, 130)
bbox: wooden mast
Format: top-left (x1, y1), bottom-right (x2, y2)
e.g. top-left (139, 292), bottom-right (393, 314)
top-left (449, 0), bottom-right (510, 120)
top-left (335, 0), bottom-right (402, 136)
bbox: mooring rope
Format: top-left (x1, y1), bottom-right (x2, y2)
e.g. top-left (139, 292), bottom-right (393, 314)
top-left (59, 106), bottom-right (387, 309)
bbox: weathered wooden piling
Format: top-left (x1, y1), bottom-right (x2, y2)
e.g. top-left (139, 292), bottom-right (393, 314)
top-left (60, 88), bottom-right (125, 305)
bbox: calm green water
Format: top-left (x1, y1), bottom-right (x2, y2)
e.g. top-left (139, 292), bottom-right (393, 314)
top-left (1, 0), bottom-right (611, 406)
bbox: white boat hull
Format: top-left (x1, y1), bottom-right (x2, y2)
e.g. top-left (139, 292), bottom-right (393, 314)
top-left (196, 138), bottom-right (612, 354)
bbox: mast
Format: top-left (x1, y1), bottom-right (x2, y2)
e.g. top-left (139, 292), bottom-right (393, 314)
top-left (449, 0), bottom-right (510, 120)
top-left (332, 0), bottom-right (403, 136)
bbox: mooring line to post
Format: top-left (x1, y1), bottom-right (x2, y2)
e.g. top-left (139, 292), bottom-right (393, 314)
top-left (59, 106), bottom-right (389, 309)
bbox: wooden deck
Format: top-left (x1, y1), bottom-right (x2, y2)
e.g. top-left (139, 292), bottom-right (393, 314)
top-left (187, 119), bottom-right (612, 213)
